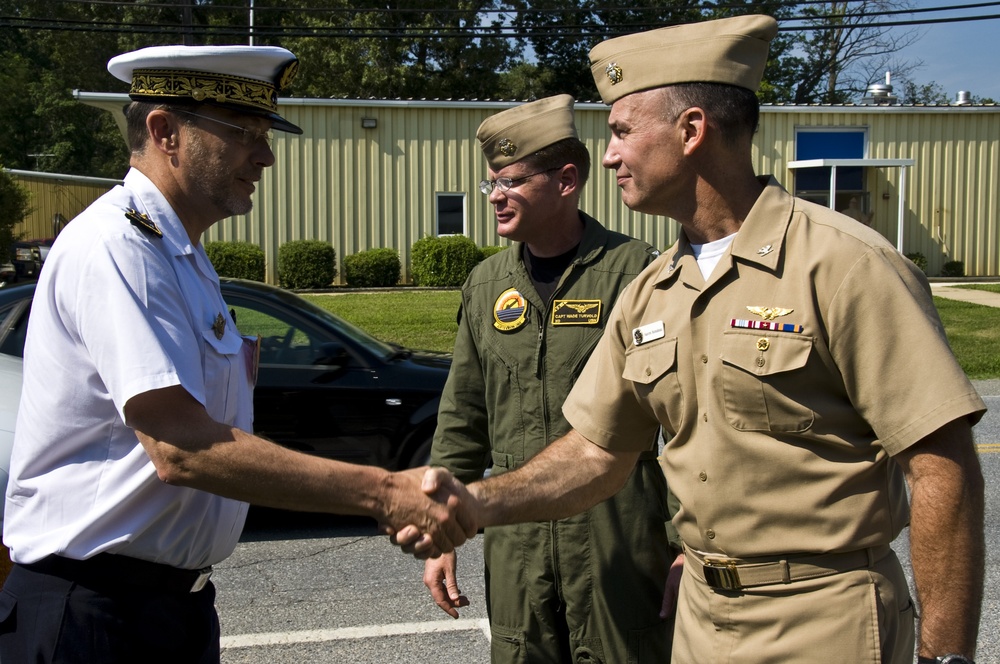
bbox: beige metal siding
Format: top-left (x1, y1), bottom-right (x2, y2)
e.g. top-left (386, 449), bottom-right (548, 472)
top-left (756, 107), bottom-right (1000, 276)
top-left (6, 171), bottom-right (119, 240)
top-left (39, 94), bottom-right (1000, 281)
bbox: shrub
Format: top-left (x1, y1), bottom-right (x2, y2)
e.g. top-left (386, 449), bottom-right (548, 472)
top-left (278, 240), bottom-right (337, 289)
top-left (343, 248), bottom-right (401, 288)
top-left (941, 260), bottom-right (965, 278)
top-left (905, 252), bottom-right (928, 274)
top-left (204, 241), bottom-right (266, 281)
top-left (410, 235), bottom-right (483, 287)
top-left (480, 245), bottom-right (508, 259)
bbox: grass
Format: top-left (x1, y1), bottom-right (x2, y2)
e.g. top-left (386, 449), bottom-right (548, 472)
top-left (302, 290), bottom-right (462, 353)
top-left (301, 289), bottom-right (1000, 379)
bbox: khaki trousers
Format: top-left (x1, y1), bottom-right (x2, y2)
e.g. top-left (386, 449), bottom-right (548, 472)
top-left (672, 547), bottom-right (914, 664)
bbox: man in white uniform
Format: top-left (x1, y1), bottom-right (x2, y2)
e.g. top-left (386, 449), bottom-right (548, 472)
top-left (0, 45), bottom-right (474, 664)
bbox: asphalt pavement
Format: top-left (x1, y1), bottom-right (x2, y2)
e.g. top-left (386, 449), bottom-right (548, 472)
top-left (214, 283), bottom-right (1000, 663)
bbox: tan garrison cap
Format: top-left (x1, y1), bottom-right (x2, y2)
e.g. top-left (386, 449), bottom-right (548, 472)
top-left (589, 14), bottom-right (778, 103)
top-left (108, 44), bottom-right (303, 134)
top-left (477, 95), bottom-right (578, 171)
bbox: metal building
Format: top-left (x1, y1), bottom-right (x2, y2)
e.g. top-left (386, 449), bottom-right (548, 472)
top-left (10, 92), bottom-right (999, 282)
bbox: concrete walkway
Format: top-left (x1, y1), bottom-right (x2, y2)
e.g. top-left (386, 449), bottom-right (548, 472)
top-left (930, 282), bottom-right (1000, 308)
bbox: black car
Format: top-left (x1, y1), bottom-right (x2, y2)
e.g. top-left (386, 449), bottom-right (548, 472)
top-left (9, 239), bottom-right (52, 281)
top-left (0, 279), bottom-right (450, 470)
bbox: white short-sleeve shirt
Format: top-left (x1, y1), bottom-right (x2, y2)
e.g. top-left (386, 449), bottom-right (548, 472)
top-left (4, 168), bottom-right (254, 569)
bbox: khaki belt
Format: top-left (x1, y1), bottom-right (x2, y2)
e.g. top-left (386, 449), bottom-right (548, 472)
top-left (685, 544), bottom-right (889, 591)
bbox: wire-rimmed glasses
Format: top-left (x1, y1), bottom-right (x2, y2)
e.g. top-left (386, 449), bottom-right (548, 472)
top-left (173, 109), bottom-right (272, 147)
top-left (479, 167), bottom-right (561, 195)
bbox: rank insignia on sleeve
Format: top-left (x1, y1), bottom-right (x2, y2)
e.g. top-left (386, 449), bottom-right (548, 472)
top-left (493, 288), bottom-right (528, 332)
top-left (552, 300), bottom-right (601, 326)
top-left (125, 208), bottom-right (162, 238)
top-left (212, 312), bottom-right (226, 340)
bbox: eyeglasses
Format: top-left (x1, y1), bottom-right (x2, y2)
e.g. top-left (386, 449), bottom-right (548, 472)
top-left (173, 109), bottom-right (272, 147)
top-left (479, 167), bottom-right (561, 195)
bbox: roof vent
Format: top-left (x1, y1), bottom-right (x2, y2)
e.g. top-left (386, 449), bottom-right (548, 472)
top-left (953, 90), bottom-right (973, 106)
top-left (860, 71), bottom-right (898, 105)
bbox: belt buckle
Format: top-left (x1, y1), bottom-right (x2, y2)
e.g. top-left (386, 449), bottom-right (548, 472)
top-left (703, 558), bottom-right (743, 590)
top-left (190, 567), bottom-right (213, 593)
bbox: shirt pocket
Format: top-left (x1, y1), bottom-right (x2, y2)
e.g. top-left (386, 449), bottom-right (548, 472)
top-left (623, 337), bottom-right (682, 434)
top-left (201, 329), bottom-right (245, 426)
top-left (720, 330), bottom-right (814, 432)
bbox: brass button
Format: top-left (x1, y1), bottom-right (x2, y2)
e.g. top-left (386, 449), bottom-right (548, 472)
top-left (700, 354), bottom-right (708, 364)
top-left (699, 471), bottom-right (708, 482)
top-left (706, 529), bottom-right (716, 539)
top-left (756, 338), bottom-right (770, 351)
top-left (644, 367), bottom-right (651, 376)
top-left (756, 356), bottom-right (766, 367)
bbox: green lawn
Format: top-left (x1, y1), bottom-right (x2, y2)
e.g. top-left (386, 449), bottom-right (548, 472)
top-left (302, 289), bottom-right (1000, 379)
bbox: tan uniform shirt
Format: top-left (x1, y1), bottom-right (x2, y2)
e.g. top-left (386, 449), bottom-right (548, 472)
top-left (564, 177), bottom-right (985, 558)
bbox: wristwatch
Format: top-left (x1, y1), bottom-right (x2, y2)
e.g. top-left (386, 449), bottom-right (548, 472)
top-left (917, 655), bottom-right (976, 664)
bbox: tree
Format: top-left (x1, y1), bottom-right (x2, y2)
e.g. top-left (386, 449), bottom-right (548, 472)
top-left (783, 1), bottom-right (923, 104)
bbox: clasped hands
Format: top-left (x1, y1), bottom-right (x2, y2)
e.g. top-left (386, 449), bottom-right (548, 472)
top-left (380, 466), bottom-right (480, 559)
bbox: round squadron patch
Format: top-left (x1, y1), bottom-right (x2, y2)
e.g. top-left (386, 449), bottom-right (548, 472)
top-left (493, 288), bottom-right (528, 332)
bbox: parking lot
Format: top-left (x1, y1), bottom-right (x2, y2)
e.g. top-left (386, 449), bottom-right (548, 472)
top-left (214, 387), bottom-right (1000, 664)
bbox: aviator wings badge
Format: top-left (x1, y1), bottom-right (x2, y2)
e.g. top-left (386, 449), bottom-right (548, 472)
top-left (746, 306), bottom-right (793, 321)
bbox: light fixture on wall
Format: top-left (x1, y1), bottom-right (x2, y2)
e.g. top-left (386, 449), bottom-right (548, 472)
top-left (360, 117), bottom-right (377, 129)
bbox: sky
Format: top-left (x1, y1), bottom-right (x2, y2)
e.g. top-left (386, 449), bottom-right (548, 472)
top-left (887, 0), bottom-right (1000, 101)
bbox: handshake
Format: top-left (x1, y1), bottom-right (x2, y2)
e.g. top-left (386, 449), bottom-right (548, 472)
top-left (378, 466), bottom-right (485, 559)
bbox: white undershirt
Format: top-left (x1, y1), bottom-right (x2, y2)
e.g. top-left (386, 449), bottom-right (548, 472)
top-left (690, 232), bottom-right (737, 279)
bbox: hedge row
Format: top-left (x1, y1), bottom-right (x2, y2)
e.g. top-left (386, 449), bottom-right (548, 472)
top-left (205, 237), bottom-right (509, 289)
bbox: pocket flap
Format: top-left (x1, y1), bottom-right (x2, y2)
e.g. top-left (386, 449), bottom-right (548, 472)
top-left (721, 330), bottom-right (812, 377)
top-left (202, 328), bottom-right (243, 356)
top-left (623, 337), bottom-right (677, 385)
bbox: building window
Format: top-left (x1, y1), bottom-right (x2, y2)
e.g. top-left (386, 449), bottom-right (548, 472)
top-left (794, 128), bottom-right (867, 211)
top-left (436, 193), bottom-right (466, 235)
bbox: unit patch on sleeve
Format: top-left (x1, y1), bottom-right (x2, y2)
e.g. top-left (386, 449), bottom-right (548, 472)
top-left (494, 288), bottom-right (529, 332)
top-left (551, 299), bottom-right (602, 326)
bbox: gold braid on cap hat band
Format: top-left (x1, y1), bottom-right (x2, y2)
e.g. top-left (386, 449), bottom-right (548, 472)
top-left (130, 68), bottom-right (280, 113)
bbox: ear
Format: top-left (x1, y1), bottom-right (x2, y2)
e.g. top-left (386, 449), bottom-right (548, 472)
top-left (677, 106), bottom-right (707, 156)
top-left (146, 109), bottom-right (181, 156)
top-left (555, 164), bottom-right (579, 198)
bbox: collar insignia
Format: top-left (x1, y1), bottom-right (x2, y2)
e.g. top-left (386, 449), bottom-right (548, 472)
top-left (606, 62), bottom-right (623, 85)
top-left (757, 244), bottom-right (773, 256)
top-left (212, 312), bottom-right (226, 340)
top-left (746, 306), bottom-right (793, 321)
top-left (125, 208), bottom-right (162, 238)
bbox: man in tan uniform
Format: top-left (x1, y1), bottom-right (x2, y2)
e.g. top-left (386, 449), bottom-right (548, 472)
top-left (397, 14), bottom-right (986, 664)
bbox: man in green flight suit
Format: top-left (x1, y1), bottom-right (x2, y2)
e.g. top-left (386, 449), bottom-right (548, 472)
top-left (422, 95), bottom-right (681, 663)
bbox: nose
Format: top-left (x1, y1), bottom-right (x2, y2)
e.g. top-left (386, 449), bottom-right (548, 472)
top-left (602, 138), bottom-right (620, 170)
top-left (253, 141), bottom-right (276, 168)
top-left (488, 186), bottom-right (506, 205)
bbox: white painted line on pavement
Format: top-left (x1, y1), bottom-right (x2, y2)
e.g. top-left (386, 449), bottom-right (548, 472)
top-left (222, 618), bottom-right (492, 650)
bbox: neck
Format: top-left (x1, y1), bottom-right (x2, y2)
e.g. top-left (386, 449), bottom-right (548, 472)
top-left (524, 210), bottom-right (585, 258)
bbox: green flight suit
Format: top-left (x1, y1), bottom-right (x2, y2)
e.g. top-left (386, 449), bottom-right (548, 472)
top-left (432, 213), bottom-right (679, 664)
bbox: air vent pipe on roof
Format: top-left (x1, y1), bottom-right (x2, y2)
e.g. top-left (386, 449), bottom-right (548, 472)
top-left (860, 71), bottom-right (898, 105)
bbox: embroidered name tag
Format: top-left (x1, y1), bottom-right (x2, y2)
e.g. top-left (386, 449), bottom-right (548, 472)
top-left (551, 299), bottom-right (601, 326)
top-left (632, 321), bottom-right (665, 346)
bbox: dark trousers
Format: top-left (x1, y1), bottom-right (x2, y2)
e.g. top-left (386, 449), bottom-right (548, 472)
top-left (0, 560), bottom-right (221, 663)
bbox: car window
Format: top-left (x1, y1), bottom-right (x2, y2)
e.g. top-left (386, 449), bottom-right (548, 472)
top-left (226, 299), bottom-right (337, 367)
top-left (0, 301), bottom-right (29, 359)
